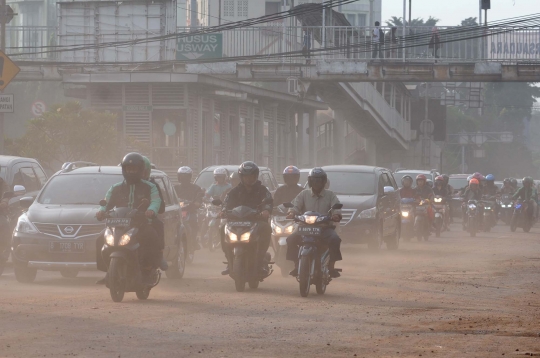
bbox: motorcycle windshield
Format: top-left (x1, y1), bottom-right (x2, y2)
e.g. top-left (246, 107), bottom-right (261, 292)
top-left (229, 206), bottom-right (259, 220)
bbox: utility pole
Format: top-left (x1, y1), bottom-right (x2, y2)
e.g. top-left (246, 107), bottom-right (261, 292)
top-left (0, 0), bottom-right (6, 154)
top-left (218, 0), bottom-right (221, 26)
top-left (408, 0), bottom-right (411, 25)
top-left (369, 0), bottom-right (373, 27)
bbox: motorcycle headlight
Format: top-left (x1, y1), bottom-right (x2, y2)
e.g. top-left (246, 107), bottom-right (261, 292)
top-left (434, 198), bottom-right (442, 203)
top-left (401, 211), bottom-right (409, 218)
top-left (359, 207), bottom-right (377, 219)
top-left (485, 206), bottom-right (491, 210)
top-left (468, 204), bottom-right (476, 209)
top-left (119, 228), bottom-right (135, 246)
top-left (304, 215), bottom-right (318, 224)
top-left (15, 214), bottom-right (38, 234)
top-left (285, 225), bottom-right (294, 234)
top-left (274, 226), bottom-right (282, 234)
top-left (240, 232), bottom-right (250, 242)
top-left (229, 232), bottom-right (238, 242)
top-left (105, 228), bottom-right (115, 246)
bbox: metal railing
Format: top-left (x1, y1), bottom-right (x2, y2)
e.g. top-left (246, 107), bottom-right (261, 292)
top-left (5, 25), bottom-right (540, 63)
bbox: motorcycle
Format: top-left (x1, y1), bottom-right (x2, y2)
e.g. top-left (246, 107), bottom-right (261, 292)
top-left (212, 198), bottom-right (273, 292)
top-left (203, 199), bottom-right (222, 252)
top-left (179, 200), bottom-right (198, 263)
top-left (481, 195), bottom-right (497, 232)
top-left (498, 195), bottom-right (514, 225)
top-left (466, 200), bottom-right (480, 237)
top-left (271, 205), bottom-right (296, 277)
top-left (414, 199), bottom-right (430, 241)
top-left (286, 202), bottom-right (343, 298)
top-left (510, 199), bottom-right (532, 233)
top-left (99, 199), bottom-right (160, 302)
top-left (432, 195), bottom-right (447, 238)
top-left (400, 198), bottom-right (416, 241)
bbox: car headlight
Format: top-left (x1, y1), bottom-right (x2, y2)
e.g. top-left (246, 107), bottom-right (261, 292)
top-left (274, 226), bottom-right (282, 234)
top-left (229, 232), bottom-right (238, 242)
top-left (304, 215), bottom-right (318, 224)
top-left (16, 214), bottom-right (38, 234)
top-left (240, 232), bottom-right (250, 242)
top-left (401, 211), bottom-right (409, 218)
top-left (285, 225), bottom-right (294, 234)
top-left (119, 228), bottom-right (134, 246)
top-left (434, 198), bottom-right (442, 203)
top-left (359, 207), bottom-right (377, 219)
top-left (105, 228), bottom-right (115, 246)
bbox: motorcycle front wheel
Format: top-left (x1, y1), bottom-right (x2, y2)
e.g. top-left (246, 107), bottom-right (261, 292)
top-left (510, 215), bottom-right (517, 232)
top-left (233, 255), bottom-right (246, 292)
top-left (299, 255), bottom-right (311, 297)
top-left (469, 218), bottom-right (477, 237)
top-left (108, 257), bottom-right (126, 303)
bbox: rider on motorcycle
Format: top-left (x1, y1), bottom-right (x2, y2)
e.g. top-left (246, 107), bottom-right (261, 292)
top-left (399, 175), bottom-right (415, 199)
top-left (500, 178), bottom-right (515, 195)
top-left (273, 166), bottom-right (304, 206)
top-left (220, 162), bottom-right (273, 276)
top-left (205, 167), bottom-right (232, 200)
top-left (513, 176), bottom-right (538, 220)
top-left (483, 174), bottom-right (499, 196)
top-left (96, 153), bottom-right (162, 284)
top-left (415, 174), bottom-right (434, 201)
top-left (285, 168), bottom-right (342, 278)
top-left (461, 178), bottom-right (483, 228)
top-left (510, 178), bottom-right (518, 191)
top-left (432, 176), bottom-right (446, 196)
top-left (174, 166), bottom-right (204, 238)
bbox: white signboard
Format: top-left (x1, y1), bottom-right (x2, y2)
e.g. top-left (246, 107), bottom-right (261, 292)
top-left (0, 94), bottom-right (14, 113)
top-left (489, 30), bottom-right (540, 60)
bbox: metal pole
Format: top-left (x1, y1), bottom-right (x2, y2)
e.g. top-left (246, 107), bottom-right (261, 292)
top-left (461, 145), bottom-right (465, 173)
top-left (402, 0), bottom-right (406, 62)
top-left (408, 0), bottom-right (411, 24)
top-left (218, 0), bottom-right (221, 26)
top-left (0, 0), bottom-right (5, 154)
top-left (369, 0), bottom-right (373, 27)
top-left (322, 1), bottom-right (326, 47)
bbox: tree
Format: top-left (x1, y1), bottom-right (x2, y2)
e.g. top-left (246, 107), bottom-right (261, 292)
top-left (460, 17), bottom-right (478, 26)
top-left (6, 101), bottom-right (146, 171)
top-left (386, 16), bottom-right (439, 27)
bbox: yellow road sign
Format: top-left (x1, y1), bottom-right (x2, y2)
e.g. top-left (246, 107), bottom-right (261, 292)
top-left (0, 51), bottom-right (20, 91)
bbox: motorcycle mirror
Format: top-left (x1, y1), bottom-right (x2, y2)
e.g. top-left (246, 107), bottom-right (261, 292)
top-left (282, 202), bottom-right (294, 208)
top-left (99, 199), bottom-right (107, 207)
top-left (19, 197), bottom-right (34, 209)
top-left (332, 203), bottom-right (343, 210)
top-left (212, 199), bottom-right (223, 206)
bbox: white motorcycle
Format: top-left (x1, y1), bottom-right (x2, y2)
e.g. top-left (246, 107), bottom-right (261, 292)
top-left (271, 204), bottom-right (297, 277)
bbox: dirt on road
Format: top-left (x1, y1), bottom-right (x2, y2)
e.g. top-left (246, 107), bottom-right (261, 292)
top-left (1, 224), bottom-right (540, 357)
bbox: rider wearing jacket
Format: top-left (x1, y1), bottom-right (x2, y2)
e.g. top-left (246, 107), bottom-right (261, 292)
top-left (174, 166), bottom-right (204, 212)
top-left (221, 162), bottom-right (273, 276)
top-left (483, 174), bottom-right (499, 196)
top-left (205, 167), bottom-right (232, 199)
top-left (513, 176), bottom-right (538, 219)
top-left (273, 166), bottom-right (304, 206)
top-left (286, 168), bottom-right (342, 278)
top-left (432, 176), bottom-right (447, 197)
top-left (500, 178), bottom-right (515, 195)
top-left (95, 153), bottom-right (162, 284)
top-left (399, 175), bottom-right (416, 199)
top-left (415, 174), bottom-right (434, 200)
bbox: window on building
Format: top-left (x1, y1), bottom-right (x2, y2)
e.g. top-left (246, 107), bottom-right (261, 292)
top-left (265, 1), bottom-right (280, 16)
top-left (224, 0), bottom-right (234, 17)
top-left (237, 0), bottom-right (248, 17)
top-left (346, 14), bottom-right (356, 26)
top-left (357, 14), bottom-right (367, 27)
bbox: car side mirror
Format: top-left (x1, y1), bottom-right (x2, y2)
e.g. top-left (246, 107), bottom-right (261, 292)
top-left (20, 197), bottom-right (34, 209)
top-left (282, 202), bottom-right (294, 208)
top-left (332, 203), bottom-right (343, 210)
top-left (212, 199), bottom-right (222, 206)
top-left (99, 199), bottom-right (107, 207)
top-left (383, 186), bottom-right (395, 194)
top-left (13, 185), bottom-right (26, 196)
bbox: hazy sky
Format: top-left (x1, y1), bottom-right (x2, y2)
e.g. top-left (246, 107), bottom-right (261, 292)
top-left (382, 0), bottom-right (534, 26)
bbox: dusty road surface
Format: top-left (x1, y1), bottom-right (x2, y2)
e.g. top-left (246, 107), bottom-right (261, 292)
top-left (2, 223), bottom-right (540, 357)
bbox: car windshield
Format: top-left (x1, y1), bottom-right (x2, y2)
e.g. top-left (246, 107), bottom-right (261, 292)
top-left (449, 177), bottom-right (469, 191)
top-left (38, 174), bottom-right (123, 205)
top-left (393, 172), bottom-right (433, 187)
top-left (299, 172), bottom-right (309, 187)
top-left (325, 171), bottom-right (376, 195)
top-left (195, 171), bottom-right (219, 191)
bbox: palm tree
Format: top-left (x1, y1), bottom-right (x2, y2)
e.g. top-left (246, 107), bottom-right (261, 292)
top-left (385, 16), bottom-right (439, 27)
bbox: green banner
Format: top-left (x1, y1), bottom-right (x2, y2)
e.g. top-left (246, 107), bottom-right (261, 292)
top-left (177, 34), bottom-right (223, 61)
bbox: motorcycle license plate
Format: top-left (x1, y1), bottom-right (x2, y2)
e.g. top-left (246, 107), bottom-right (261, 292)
top-left (106, 218), bottom-right (131, 227)
top-left (228, 221), bottom-right (252, 227)
top-left (49, 241), bottom-right (85, 253)
top-left (298, 227), bottom-right (322, 236)
top-left (275, 216), bottom-right (289, 221)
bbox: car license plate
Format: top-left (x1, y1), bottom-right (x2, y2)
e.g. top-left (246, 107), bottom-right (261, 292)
top-left (49, 241), bottom-right (85, 253)
top-left (228, 221), bottom-right (252, 227)
top-left (298, 226), bottom-right (321, 236)
top-left (106, 218), bottom-right (131, 227)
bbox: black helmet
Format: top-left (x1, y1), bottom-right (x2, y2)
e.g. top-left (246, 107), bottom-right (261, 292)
top-left (503, 178), bottom-right (510, 185)
top-left (523, 176), bottom-right (534, 187)
top-left (307, 167), bottom-right (327, 188)
top-left (283, 165), bottom-right (300, 185)
top-left (441, 174), bottom-right (449, 185)
top-left (121, 153), bottom-right (145, 184)
top-left (510, 178), bottom-right (518, 187)
top-left (238, 161), bottom-right (259, 178)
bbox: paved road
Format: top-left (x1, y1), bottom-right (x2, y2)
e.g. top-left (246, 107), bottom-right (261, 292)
top-left (1, 223), bottom-right (540, 357)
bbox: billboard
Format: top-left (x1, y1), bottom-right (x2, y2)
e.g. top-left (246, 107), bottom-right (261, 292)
top-left (488, 30), bottom-right (540, 60)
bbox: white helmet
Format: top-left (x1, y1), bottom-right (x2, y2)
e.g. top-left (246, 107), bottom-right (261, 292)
top-left (178, 166), bottom-right (193, 174)
top-left (213, 167), bottom-right (227, 176)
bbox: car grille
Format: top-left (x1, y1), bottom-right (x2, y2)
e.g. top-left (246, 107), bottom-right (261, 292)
top-left (33, 223), bottom-right (105, 239)
top-left (340, 209), bottom-right (357, 226)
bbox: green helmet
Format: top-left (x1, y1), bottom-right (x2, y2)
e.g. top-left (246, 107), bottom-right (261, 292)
top-left (523, 176), bottom-right (534, 187)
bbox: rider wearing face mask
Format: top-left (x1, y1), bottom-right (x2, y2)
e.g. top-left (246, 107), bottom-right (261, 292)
top-left (273, 166), bottom-right (304, 207)
top-left (220, 162), bottom-right (273, 276)
top-left (285, 167), bottom-right (342, 278)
